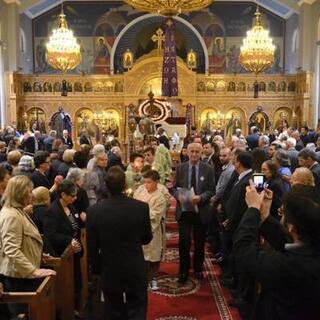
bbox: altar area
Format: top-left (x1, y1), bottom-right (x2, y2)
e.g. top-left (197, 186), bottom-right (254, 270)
top-left (5, 47), bottom-right (311, 146)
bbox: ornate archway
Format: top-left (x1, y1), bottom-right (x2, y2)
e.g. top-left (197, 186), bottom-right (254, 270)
top-left (110, 13), bottom-right (209, 74)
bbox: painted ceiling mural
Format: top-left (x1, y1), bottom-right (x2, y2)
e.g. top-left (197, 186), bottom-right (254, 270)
top-left (33, 1), bottom-right (285, 74)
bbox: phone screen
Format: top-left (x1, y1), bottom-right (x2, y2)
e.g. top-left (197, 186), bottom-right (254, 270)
top-left (253, 175), bottom-right (265, 192)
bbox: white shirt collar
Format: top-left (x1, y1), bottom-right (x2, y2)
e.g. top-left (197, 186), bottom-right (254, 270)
top-left (238, 169), bottom-right (252, 181)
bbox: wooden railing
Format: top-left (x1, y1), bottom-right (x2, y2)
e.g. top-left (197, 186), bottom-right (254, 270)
top-left (0, 276), bottom-right (56, 320)
top-left (43, 244), bottom-right (75, 320)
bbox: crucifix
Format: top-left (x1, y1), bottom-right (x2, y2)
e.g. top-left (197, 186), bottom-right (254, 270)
top-left (151, 28), bottom-right (165, 55)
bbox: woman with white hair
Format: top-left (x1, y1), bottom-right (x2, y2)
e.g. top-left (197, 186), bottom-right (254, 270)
top-left (13, 155), bottom-right (35, 178)
top-left (66, 168), bottom-right (88, 222)
top-left (87, 144), bottom-right (105, 171)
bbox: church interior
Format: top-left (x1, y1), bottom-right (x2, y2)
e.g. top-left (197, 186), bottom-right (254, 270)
top-left (0, 0), bottom-right (320, 320)
top-left (1, 0), bottom-right (319, 146)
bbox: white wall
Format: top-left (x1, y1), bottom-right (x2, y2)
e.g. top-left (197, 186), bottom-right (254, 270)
top-left (20, 13), bottom-right (33, 74)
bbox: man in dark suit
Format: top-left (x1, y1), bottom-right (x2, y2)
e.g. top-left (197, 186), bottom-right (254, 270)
top-left (246, 126), bottom-right (260, 150)
top-left (225, 151), bottom-right (253, 233)
top-left (173, 143), bottom-right (215, 283)
top-left (79, 129), bottom-right (92, 147)
top-left (223, 151), bottom-right (253, 308)
top-left (21, 131), bottom-right (36, 154)
top-left (298, 148), bottom-right (320, 189)
top-left (87, 166), bottom-right (152, 320)
top-left (234, 184), bottom-right (320, 320)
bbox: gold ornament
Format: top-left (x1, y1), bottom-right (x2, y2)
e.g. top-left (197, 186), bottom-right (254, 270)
top-left (240, 7), bottom-right (275, 75)
top-left (124, 0), bottom-right (213, 16)
top-left (46, 9), bottom-right (81, 73)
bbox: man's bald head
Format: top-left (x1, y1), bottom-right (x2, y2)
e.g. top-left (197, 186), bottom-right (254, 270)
top-left (290, 167), bottom-right (315, 187)
top-left (187, 143), bottom-right (203, 164)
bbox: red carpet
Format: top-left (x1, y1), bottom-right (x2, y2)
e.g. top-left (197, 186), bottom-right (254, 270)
top-left (147, 198), bottom-right (241, 320)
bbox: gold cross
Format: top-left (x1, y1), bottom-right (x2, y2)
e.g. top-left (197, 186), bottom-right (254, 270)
top-left (151, 28), bottom-right (165, 54)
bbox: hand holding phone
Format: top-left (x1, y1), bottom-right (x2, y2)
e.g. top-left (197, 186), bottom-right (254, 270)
top-left (253, 174), bottom-right (265, 193)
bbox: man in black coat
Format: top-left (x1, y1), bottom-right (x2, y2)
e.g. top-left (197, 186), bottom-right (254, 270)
top-left (246, 126), bottom-right (260, 151)
top-left (298, 148), bottom-right (320, 189)
top-left (173, 143), bottom-right (215, 283)
top-left (87, 166), bottom-right (152, 320)
top-left (234, 183), bottom-right (320, 320)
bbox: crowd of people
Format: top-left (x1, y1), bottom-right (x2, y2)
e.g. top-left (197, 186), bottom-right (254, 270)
top-left (0, 123), bottom-right (319, 320)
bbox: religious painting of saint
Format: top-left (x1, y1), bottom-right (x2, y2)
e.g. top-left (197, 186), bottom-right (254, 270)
top-left (226, 45), bottom-right (241, 74)
top-left (103, 110), bottom-right (120, 138)
top-left (76, 108), bottom-right (95, 138)
top-left (33, 82), bottom-right (42, 93)
top-left (225, 110), bottom-right (242, 138)
top-left (274, 109), bottom-right (291, 130)
top-left (251, 112), bottom-right (266, 132)
top-left (210, 37), bottom-right (226, 73)
top-left (227, 82), bottom-right (235, 92)
top-left (259, 82), bottom-right (266, 92)
top-left (122, 49), bottom-right (133, 70)
top-left (26, 107), bottom-right (46, 133)
top-left (268, 82), bottom-right (276, 92)
top-left (187, 49), bottom-right (197, 69)
top-left (94, 38), bottom-right (110, 74)
top-left (237, 82), bottom-right (246, 92)
top-left (35, 39), bottom-right (48, 72)
top-left (200, 109), bottom-right (218, 134)
top-left (43, 82), bottom-right (52, 92)
top-left (197, 82), bottom-right (205, 92)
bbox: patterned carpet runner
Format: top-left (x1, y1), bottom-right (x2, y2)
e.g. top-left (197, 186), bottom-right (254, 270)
top-left (147, 198), bottom-right (241, 320)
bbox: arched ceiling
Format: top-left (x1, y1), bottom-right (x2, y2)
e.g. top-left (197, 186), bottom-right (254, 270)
top-left (14, 0), bottom-right (304, 19)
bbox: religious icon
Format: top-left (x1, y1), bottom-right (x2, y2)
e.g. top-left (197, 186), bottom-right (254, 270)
top-left (187, 49), bottom-right (197, 70)
top-left (210, 37), bottom-right (226, 73)
top-left (254, 112), bottom-right (266, 132)
top-left (43, 82), bottom-right (52, 92)
top-left (197, 82), bottom-right (205, 92)
top-left (122, 49), bottom-right (133, 70)
top-left (268, 81), bottom-right (276, 92)
top-left (226, 110), bottom-right (242, 138)
top-left (275, 110), bottom-right (290, 129)
top-left (227, 82), bottom-right (235, 92)
top-left (33, 82), bottom-right (42, 92)
top-left (94, 38), bottom-right (110, 74)
top-left (201, 110), bottom-right (217, 134)
top-left (36, 39), bottom-right (47, 72)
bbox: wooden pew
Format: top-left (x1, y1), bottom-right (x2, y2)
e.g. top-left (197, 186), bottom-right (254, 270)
top-left (79, 228), bottom-right (89, 312)
top-left (0, 276), bottom-right (56, 320)
top-left (43, 245), bottom-right (75, 320)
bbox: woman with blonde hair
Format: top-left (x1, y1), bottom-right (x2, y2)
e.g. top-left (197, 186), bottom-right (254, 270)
top-left (31, 186), bottom-right (50, 234)
top-left (0, 175), bottom-right (55, 318)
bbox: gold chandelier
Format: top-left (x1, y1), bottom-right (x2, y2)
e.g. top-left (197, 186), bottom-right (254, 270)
top-left (46, 9), bottom-right (81, 73)
top-left (124, 0), bottom-right (213, 16)
top-left (240, 7), bottom-right (275, 75)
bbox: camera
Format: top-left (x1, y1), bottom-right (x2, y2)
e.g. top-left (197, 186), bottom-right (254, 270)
top-left (253, 173), bottom-right (266, 192)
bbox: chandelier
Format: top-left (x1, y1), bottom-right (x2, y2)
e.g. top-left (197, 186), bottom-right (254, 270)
top-left (124, 0), bottom-right (213, 16)
top-left (46, 8), bottom-right (81, 73)
top-left (240, 7), bottom-right (275, 75)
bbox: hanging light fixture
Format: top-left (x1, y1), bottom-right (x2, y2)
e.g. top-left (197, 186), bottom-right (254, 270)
top-left (123, 0), bottom-right (213, 16)
top-left (46, 4), bottom-right (81, 73)
top-left (124, 0), bottom-right (213, 97)
top-left (240, 7), bottom-right (275, 75)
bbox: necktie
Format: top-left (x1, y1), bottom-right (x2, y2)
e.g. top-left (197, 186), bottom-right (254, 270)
top-left (191, 165), bottom-right (197, 194)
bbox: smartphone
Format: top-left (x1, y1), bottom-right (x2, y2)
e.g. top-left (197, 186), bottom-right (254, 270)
top-left (253, 174), bottom-right (265, 192)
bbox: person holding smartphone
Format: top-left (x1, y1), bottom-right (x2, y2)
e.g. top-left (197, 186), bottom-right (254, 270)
top-left (234, 181), bottom-right (320, 320)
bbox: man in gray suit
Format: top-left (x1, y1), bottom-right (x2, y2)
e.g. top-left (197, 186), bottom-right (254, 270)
top-left (173, 143), bottom-right (215, 283)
